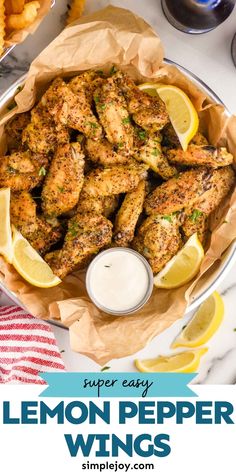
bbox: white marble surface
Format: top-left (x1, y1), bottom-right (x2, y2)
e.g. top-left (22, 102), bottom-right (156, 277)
top-left (0, 0), bottom-right (236, 382)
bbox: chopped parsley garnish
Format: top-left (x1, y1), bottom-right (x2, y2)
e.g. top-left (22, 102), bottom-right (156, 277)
top-left (38, 166), bottom-right (47, 177)
top-left (234, 328), bottom-right (236, 332)
top-left (94, 95), bottom-right (100, 104)
top-left (68, 221), bottom-right (79, 238)
top-left (152, 148), bottom-right (159, 157)
top-left (137, 129), bottom-right (147, 140)
top-left (104, 265), bottom-right (111, 268)
top-left (57, 186), bottom-right (65, 193)
top-left (101, 366), bottom-right (111, 372)
top-left (110, 65), bottom-right (117, 75)
top-left (162, 215), bottom-right (172, 223)
top-left (98, 103), bottom-right (106, 111)
top-left (117, 142), bottom-right (124, 149)
top-left (16, 85), bottom-right (23, 93)
top-left (88, 121), bottom-right (99, 128)
top-left (77, 134), bottom-right (84, 143)
top-left (122, 117), bottom-right (131, 125)
top-left (7, 166), bottom-right (17, 174)
top-left (190, 209), bottom-right (203, 222)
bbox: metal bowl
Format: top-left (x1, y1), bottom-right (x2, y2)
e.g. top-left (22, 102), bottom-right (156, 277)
top-left (0, 61), bottom-right (235, 319)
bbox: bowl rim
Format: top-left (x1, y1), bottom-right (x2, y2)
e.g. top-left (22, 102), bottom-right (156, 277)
top-left (0, 61), bottom-right (235, 321)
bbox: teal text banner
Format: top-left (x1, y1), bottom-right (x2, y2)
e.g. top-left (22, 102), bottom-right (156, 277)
top-left (39, 373), bottom-right (197, 397)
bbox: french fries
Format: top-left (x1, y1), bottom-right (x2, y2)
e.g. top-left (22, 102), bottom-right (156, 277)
top-left (67, 0), bottom-right (85, 25)
top-left (0, 0), bottom-right (42, 57)
top-left (6, 1), bottom-right (40, 30)
top-left (0, 0), bottom-right (5, 56)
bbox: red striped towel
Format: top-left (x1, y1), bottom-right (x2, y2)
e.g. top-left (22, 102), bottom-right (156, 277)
top-left (0, 305), bottom-right (65, 384)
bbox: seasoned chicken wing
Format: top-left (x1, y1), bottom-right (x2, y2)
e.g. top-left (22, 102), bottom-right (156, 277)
top-left (0, 150), bottom-right (48, 191)
top-left (113, 180), bottom-right (146, 246)
top-left (86, 138), bottom-right (130, 166)
top-left (10, 192), bottom-right (62, 255)
top-left (23, 104), bottom-right (69, 155)
top-left (5, 112), bottom-right (31, 152)
top-left (167, 145), bottom-right (233, 168)
top-left (45, 212), bottom-right (113, 278)
top-left (145, 168), bottom-right (212, 215)
top-left (40, 77), bottom-right (102, 140)
top-left (112, 70), bottom-right (169, 132)
top-left (69, 71), bottom-right (104, 104)
top-left (134, 136), bottom-right (177, 180)
top-left (42, 143), bottom-right (85, 217)
top-left (132, 214), bottom-right (182, 274)
top-left (82, 163), bottom-right (148, 197)
top-left (78, 191), bottom-right (119, 217)
top-left (94, 77), bottom-right (133, 154)
top-left (182, 166), bottom-right (235, 243)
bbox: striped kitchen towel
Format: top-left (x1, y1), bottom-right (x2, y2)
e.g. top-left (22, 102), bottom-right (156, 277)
top-left (0, 305), bottom-right (65, 384)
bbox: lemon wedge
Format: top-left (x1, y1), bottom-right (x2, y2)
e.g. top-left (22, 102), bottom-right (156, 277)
top-left (0, 188), bottom-right (13, 263)
top-left (172, 292), bottom-right (224, 349)
top-left (154, 233), bottom-right (204, 289)
top-left (12, 226), bottom-right (61, 288)
top-left (138, 82), bottom-right (199, 151)
top-left (135, 348), bottom-right (208, 373)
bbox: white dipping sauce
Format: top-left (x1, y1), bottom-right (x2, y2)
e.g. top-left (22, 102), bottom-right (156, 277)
top-left (86, 249), bottom-right (152, 314)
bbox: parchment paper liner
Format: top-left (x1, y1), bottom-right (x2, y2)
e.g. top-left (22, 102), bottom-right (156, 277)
top-left (0, 6), bottom-right (235, 365)
top-left (4, 0), bottom-right (51, 49)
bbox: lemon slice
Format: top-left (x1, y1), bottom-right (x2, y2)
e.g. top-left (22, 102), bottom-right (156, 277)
top-left (12, 226), bottom-right (61, 288)
top-left (0, 188), bottom-right (13, 263)
top-left (172, 292), bottom-right (224, 349)
top-left (135, 348), bottom-right (208, 373)
top-left (138, 82), bottom-right (199, 151)
top-left (154, 233), bottom-right (204, 289)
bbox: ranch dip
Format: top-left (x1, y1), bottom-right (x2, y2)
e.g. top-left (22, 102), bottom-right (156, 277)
top-left (86, 248), bottom-right (153, 315)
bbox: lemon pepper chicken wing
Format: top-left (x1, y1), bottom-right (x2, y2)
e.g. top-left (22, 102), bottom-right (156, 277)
top-left (112, 70), bottom-right (169, 133)
top-left (86, 138), bottom-right (130, 166)
top-left (5, 112), bottom-right (31, 152)
top-left (69, 71), bottom-right (104, 104)
top-left (40, 77), bottom-right (102, 140)
top-left (94, 77), bottom-right (133, 154)
top-left (45, 212), bottom-right (113, 279)
top-left (82, 163), bottom-right (148, 197)
top-left (0, 150), bottom-right (48, 191)
top-left (134, 136), bottom-right (177, 180)
top-left (167, 145), bottom-right (233, 168)
top-left (41, 143), bottom-right (85, 217)
top-left (145, 168), bottom-right (212, 216)
top-left (78, 191), bottom-right (119, 218)
top-left (10, 192), bottom-right (62, 255)
top-left (113, 180), bottom-right (146, 247)
top-left (132, 215), bottom-right (182, 274)
top-left (182, 166), bottom-right (235, 243)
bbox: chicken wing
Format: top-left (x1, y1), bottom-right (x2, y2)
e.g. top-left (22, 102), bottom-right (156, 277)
top-left (78, 191), bottom-right (119, 217)
top-left (0, 150), bottom-right (48, 191)
top-left (113, 180), bottom-right (146, 246)
top-left (41, 143), bottom-right (85, 217)
top-left (94, 77), bottom-right (133, 154)
top-left (10, 192), bottom-right (62, 255)
top-left (134, 136), bottom-right (177, 180)
top-left (82, 163), bottom-right (148, 197)
top-left (167, 145), bottom-right (233, 168)
top-left (182, 166), bottom-right (235, 243)
top-left (69, 71), bottom-right (104, 104)
top-left (132, 214), bottom-right (182, 274)
top-left (112, 70), bottom-right (169, 133)
top-left (45, 212), bottom-right (113, 278)
top-left (145, 168), bottom-right (212, 215)
top-left (5, 112), bottom-right (31, 152)
top-left (22, 104), bottom-right (69, 155)
top-left (40, 77), bottom-right (102, 140)
top-left (86, 138), bottom-right (130, 166)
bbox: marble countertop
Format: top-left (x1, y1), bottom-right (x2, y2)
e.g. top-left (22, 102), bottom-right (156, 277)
top-left (0, 0), bottom-right (236, 383)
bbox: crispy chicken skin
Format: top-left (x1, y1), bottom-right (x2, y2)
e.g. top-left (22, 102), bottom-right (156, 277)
top-left (145, 168), bottom-right (212, 215)
top-left (167, 145), bottom-right (233, 168)
top-left (113, 180), bottom-right (146, 247)
top-left (45, 212), bottom-right (113, 278)
top-left (10, 192), bottom-right (62, 255)
top-left (112, 70), bottom-right (169, 133)
top-left (38, 78), bottom-right (102, 140)
top-left (82, 163), bottom-right (148, 197)
top-left (132, 215), bottom-right (182, 274)
top-left (0, 150), bottom-right (48, 191)
top-left (78, 191), bottom-right (119, 217)
top-left (182, 166), bottom-right (235, 243)
top-left (94, 77), bottom-right (133, 154)
top-left (42, 143), bottom-right (85, 217)
top-left (134, 136), bottom-right (177, 180)
top-left (5, 112), bottom-right (31, 152)
top-left (86, 138), bottom-right (130, 166)
top-left (23, 104), bottom-right (69, 155)
top-left (69, 71), bottom-right (104, 104)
